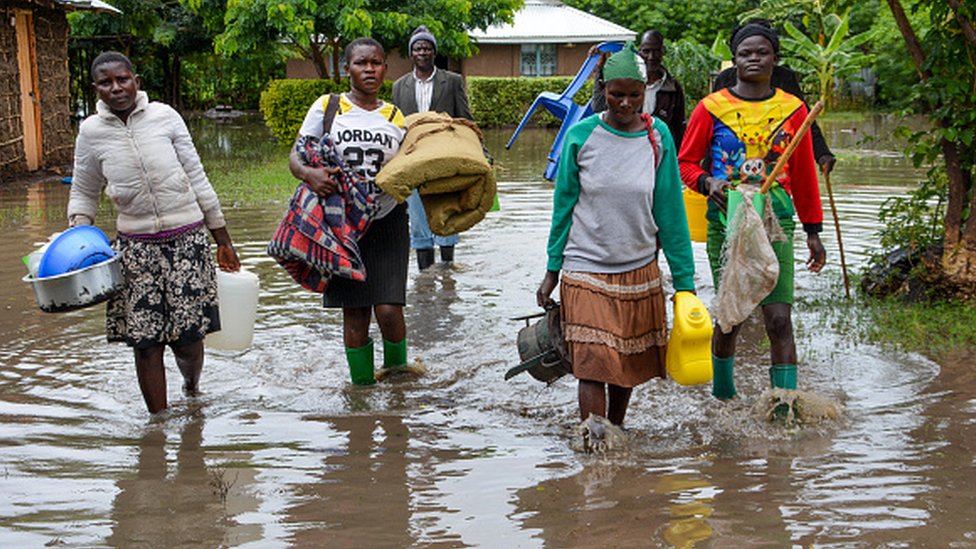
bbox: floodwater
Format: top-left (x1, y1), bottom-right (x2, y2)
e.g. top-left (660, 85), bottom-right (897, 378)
top-left (2, 114), bottom-right (975, 548)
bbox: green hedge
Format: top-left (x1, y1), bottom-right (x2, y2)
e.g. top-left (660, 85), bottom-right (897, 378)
top-left (467, 76), bottom-right (593, 128)
top-left (259, 79), bottom-right (394, 141)
top-left (259, 76), bottom-right (595, 140)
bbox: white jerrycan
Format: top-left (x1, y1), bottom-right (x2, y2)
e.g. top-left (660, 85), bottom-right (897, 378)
top-left (206, 268), bottom-right (260, 351)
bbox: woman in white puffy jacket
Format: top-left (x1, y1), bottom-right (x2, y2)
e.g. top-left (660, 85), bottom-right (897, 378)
top-left (68, 51), bottom-right (240, 414)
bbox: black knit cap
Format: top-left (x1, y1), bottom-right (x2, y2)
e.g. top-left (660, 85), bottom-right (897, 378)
top-left (729, 22), bottom-right (780, 55)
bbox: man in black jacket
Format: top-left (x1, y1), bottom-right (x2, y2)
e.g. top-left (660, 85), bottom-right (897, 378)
top-left (392, 25), bottom-right (473, 270)
top-left (590, 31), bottom-right (686, 148)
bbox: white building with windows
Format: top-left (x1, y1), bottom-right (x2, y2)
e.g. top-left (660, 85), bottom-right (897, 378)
top-left (464, 0), bottom-right (635, 77)
top-left (285, 0), bottom-right (634, 80)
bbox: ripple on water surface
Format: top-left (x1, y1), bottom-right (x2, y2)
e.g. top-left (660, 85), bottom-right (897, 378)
top-left (0, 120), bottom-right (972, 547)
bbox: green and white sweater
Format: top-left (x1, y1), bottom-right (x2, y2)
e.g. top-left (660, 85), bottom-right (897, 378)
top-left (546, 113), bottom-right (695, 292)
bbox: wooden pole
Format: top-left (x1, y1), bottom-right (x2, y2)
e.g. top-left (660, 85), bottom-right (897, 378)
top-left (760, 100), bottom-right (824, 195)
top-left (823, 167), bottom-right (851, 298)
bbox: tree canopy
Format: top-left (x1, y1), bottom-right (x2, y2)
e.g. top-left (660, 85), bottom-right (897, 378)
top-left (565, 0), bottom-right (750, 45)
top-left (210, 0), bottom-right (523, 79)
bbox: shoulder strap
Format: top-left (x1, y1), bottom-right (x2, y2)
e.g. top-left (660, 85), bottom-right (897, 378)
top-left (641, 113), bottom-right (661, 170)
top-left (322, 93), bottom-right (341, 135)
top-left (386, 104), bottom-right (400, 123)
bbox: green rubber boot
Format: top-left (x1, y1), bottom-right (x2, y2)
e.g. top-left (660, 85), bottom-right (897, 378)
top-left (769, 364), bottom-right (798, 390)
top-left (769, 364), bottom-right (798, 423)
top-left (711, 355), bottom-right (737, 400)
top-left (345, 339), bottom-right (376, 385)
top-left (382, 337), bottom-right (407, 369)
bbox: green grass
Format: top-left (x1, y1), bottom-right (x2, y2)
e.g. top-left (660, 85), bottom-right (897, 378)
top-left (189, 116), bottom-right (296, 205)
top-left (863, 299), bottom-right (976, 355)
top-left (800, 286), bottom-right (976, 358)
top-left (819, 110), bottom-right (871, 123)
top-left (208, 155), bottom-right (296, 205)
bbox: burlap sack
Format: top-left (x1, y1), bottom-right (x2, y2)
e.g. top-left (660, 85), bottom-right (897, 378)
top-left (375, 112), bottom-right (496, 235)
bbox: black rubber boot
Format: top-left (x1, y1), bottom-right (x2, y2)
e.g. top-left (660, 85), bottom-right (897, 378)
top-left (416, 248), bottom-right (435, 271)
top-left (439, 246), bottom-right (455, 263)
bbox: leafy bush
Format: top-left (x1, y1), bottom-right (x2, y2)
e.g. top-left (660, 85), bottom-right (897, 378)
top-left (259, 79), bottom-right (394, 141)
top-left (875, 167), bottom-right (946, 256)
top-left (260, 77), bottom-right (594, 139)
top-left (467, 76), bottom-right (593, 128)
top-left (664, 38), bottom-right (722, 108)
top-left (182, 51), bottom-right (285, 110)
top-left (861, 167), bottom-right (947, 298)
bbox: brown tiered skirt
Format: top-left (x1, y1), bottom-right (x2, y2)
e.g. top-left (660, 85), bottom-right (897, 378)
top-left (560, 260), bottom-right (668, 388)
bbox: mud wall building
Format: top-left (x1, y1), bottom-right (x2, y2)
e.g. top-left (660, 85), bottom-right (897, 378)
top-left (0, 0), bottom-right (117, 179)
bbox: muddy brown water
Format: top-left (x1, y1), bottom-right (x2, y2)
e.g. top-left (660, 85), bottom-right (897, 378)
top-left (2, 115), bottom-right (975, 547)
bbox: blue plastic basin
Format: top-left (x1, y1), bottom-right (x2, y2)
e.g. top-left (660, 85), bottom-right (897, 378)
top-left (37, 226), bottom-right (116, 279)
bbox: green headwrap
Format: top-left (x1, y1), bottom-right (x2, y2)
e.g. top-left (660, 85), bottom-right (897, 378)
top-left (603, 43), bottom-right (645, 82)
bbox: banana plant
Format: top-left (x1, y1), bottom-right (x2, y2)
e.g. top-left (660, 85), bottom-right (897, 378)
top-left (781, 11), bottom-right (876, 107)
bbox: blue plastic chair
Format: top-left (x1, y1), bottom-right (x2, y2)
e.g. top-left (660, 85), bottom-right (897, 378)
top-left (506, 41), bottom-right (624, 180)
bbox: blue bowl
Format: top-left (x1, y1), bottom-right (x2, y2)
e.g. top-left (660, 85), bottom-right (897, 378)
top-left (37, 226), bottom-right (116, 279)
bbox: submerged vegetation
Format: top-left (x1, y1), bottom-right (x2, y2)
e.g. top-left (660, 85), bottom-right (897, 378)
top-left (801, 282), bottom-right (976, 359)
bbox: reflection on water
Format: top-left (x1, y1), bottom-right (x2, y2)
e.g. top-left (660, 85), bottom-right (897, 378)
top-left (285, 415), bottom-right (413, 547)
top-left (109, 418), bottom-right (231, 547)
top-left (2, 114), bottom-right (975, 547)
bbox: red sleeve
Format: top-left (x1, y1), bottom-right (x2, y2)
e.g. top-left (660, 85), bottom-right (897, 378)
top-left (678, 102), bottom-right (714, 193)
top-left (786, 105), bottom-right (823, 232)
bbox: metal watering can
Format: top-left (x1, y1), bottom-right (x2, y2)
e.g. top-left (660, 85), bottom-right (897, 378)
top-left (506, 303), bottom-right (571, 383)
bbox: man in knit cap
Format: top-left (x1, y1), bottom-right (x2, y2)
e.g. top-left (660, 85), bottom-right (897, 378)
top-left (392, 25), bottom-right (473, 271)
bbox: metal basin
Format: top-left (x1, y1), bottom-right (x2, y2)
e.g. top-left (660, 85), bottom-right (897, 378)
top-left (23, 255), bottom-right (123, 313)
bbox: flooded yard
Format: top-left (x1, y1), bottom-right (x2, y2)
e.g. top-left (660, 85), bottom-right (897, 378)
top-left (1, 114), bottom-right (974, 547)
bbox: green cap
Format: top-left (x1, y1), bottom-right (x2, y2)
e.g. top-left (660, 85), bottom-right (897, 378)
top-left (603, 43), bottom-right (645, 83)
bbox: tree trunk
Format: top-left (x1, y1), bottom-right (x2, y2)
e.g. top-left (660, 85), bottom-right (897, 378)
top-left (886, 0), bottom-right (928, 79)
top-left (332, 43), bottom-right (341, 84)
top-left (942, 139), bottom-right (966, 252)
top-left (171, 54), bottom-right (182, 111)
top-left (308, 43), bottom-right (330, 80)
top-left (946, 0), bottom-right (976, 48)
top-left (887, 0), bottom-right (976, 295)
top-left (161, 48), bottom-right (173, 105)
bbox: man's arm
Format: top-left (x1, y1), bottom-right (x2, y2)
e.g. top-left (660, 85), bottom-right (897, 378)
top-left (452, 73), bottom-right (473, 120)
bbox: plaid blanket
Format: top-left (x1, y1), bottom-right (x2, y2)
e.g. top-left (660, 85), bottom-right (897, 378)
top-left (266, 135), bottom-right (379, 293)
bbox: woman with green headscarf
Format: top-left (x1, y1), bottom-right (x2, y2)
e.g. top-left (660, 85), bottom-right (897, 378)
top-left (536, 46), bottom-right (696, 433)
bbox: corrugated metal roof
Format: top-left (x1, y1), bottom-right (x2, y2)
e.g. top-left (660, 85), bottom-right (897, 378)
top-left (55, 0), bottom-right (122, 14)
top-left (469, 0), bottom-right (634, 44)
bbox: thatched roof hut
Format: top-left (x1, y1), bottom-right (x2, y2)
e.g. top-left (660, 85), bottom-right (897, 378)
top-left (0, 0), bottom-right (118, 178)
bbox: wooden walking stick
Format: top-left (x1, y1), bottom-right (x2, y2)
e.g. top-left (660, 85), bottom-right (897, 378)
top-left (823, 167), bottom-right (851, 298)
top-left (760, 101), bottom-right (824, 194)
top-left (753, 100), bottom-right (849, 297)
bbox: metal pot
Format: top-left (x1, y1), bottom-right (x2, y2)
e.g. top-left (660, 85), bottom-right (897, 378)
top-left (23, 255), bottom-right (123, 313)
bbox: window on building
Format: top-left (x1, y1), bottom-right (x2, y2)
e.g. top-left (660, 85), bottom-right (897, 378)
top-left (520, 44), bottom-right (557, 77)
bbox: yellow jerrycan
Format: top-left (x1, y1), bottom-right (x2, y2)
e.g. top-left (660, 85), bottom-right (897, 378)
top-left (682, 188), bottom-right (708, 242)
top-left (666, 291), bottom-right (713, 385)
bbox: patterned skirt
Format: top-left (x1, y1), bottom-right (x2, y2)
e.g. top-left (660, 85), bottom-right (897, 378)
top-left (107, 225), bottom-right (220, 349)
top-left (560, 260), bottom-right (668, 388)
